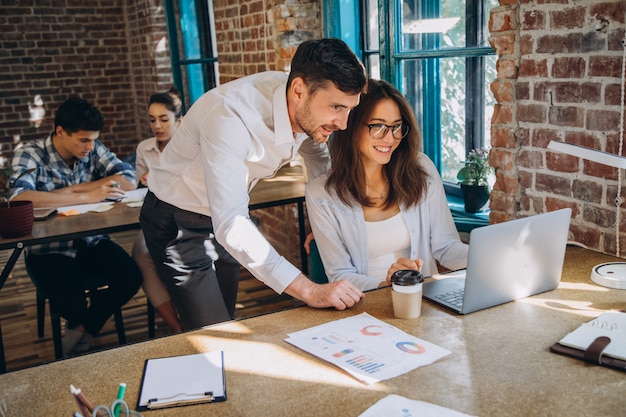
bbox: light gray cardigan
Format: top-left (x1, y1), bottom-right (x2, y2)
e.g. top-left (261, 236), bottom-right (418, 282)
top-left (305, 153), bottom-right (468, 290)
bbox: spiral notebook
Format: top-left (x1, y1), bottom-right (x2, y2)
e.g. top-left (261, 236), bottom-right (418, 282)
top-left (136, 351), bottom-right (226, 410)
top-left (550, 311), bottom-right (626, 371)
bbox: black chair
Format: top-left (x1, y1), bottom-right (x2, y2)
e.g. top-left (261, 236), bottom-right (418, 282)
top-left (32, 276), bottom-right (127, 360)
top-left (308, 240), bottom-right (329, 284)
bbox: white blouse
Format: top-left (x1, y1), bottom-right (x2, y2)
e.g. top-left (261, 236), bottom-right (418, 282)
top-left (365, 212), bottom-right (410, 281)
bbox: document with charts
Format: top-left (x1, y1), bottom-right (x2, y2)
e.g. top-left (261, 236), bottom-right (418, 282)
top-left (285, 312), bottom-right (450, 384)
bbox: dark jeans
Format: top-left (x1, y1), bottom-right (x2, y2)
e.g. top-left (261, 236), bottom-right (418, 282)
top-left (140, 191), bottom-right (240, 330)
top-left (25, 239), bottom-right (143, 335)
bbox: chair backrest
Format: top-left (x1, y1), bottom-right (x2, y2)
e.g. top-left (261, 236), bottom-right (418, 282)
top-left (308, 240), bottom-right (329, 284)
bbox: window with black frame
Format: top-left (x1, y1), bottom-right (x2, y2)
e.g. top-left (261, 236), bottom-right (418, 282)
top-left (164, 0), bottom-right (218, 110)
top-left (354, 0), bottom-right (497, 192)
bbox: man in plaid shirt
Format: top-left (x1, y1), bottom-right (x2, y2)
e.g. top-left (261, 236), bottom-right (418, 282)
top-left (10, 97), bottom-right (143, 357)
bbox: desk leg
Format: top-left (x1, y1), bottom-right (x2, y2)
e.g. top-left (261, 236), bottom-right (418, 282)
top-left (297, 200), bottom-right (308, 275)
top-left (0, 244), bottom-right (24, 374)
top-left (0, 323), bottom-right (4, 374)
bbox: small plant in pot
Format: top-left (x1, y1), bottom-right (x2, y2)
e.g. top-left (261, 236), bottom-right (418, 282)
top-left (0, 152), bottom-right (35, 238)
top-left (456, 148), bottom-right (493, 213)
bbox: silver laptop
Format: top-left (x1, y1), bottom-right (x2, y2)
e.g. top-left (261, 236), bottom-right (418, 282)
top-left (423, 208), bottom-right (571, 314)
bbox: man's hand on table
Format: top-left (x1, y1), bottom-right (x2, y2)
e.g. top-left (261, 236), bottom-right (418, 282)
top-left (284, 274), bottom-right (364, 310)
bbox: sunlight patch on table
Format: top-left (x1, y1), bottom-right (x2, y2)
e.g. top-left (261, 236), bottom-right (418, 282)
top-left (184, 334), bottom-right (388, 390)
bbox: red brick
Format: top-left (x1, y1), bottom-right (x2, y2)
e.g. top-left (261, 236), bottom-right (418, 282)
top-left (491, 126), bottom-right (517, 148)
top-left (491, 104), bottom-right (513, 124)
top-left (545, 197), bottom-right (578, 217)
top-left (572, 179), bottom-right (603, 203)
top-left (590, 2), bottom-right (626, 24)
top-left (605, 83), bottom-right (623, 105)
top-left (520, 34), bottom-right (534, 55)
top-left (552, 57), bottom-right (586, 78)
top-left (490, 148), bottom-right (516, 170)
top-left (489, 8), bottom-right (517, 32)
top-left (583, 205), bottom-right (617, 228)
top-left (489, 33), bottom-right (516, 55)
top-left (589, 56), bottom-right (623, 78)
top-left (521, 10), bottom-right (545, 30)
top-left (551, 7), bottom-right (585, 29)
top-left (546, 151), bottom-right (579, 173)
top-left (495, 58), bottom-right (518, 78)
top-left (548, 106), bottom-right (584, 127)
top-left (518, 103), bottom-right (547, 123)
top-left (536, 172), bottom-right (571, 196)
top-left (490, 79), bottom-right (515, 102)
top-left (570, 224), bottom-right (601, 249)
top-left (518, 149), bottom-right (543, 168)
top-left (516, 82), bottom-right (530, 100)
top-left (518, 58), bottom-right (548, 77)
top-left (518, 127), bottom-right (530, 147)
top-left (536, 33), bottom-right (582, 54)
top-left (586, 109), bottom-right (621, 131)
top-left (583, 160), bottom-right (618, 181)
top-left (564, 131), bottom-right (601, 149)
top-left (518, 169), bottom-right (534, 190)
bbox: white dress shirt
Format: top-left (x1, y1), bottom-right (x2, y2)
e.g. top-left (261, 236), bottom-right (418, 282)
top-left (135, 137), bottom-right (161, 183)
top-left (148, 71), bottom-right (330, 293)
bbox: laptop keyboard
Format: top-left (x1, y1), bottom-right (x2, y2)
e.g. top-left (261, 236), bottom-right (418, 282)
top-left (435, 289), bottom-right (464, 308)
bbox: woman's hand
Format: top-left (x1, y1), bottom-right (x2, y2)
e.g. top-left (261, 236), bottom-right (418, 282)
top-left (385, 257), bottom-right (423, 285)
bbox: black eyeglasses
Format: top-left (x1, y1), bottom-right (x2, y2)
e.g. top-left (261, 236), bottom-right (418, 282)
top-left (366, 123), bottom-right (410, 140)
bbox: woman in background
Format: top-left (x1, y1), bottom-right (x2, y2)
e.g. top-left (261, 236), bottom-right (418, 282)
top-left (306, 79), bottom-right (468, 291)
top-left (133, 88), bottom-right (184, 333)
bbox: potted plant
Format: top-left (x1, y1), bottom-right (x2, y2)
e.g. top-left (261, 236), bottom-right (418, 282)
top-left (0, 150), bottom-right (35, 238)
top-left (456, 148), bottom-right (493, 213)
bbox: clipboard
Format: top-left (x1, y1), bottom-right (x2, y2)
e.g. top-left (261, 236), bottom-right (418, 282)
top-left (136, 351), bottom-right (226, 410)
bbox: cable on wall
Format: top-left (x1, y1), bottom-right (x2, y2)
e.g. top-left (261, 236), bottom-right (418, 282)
top-left (616, 35), bottom-right (626, 257)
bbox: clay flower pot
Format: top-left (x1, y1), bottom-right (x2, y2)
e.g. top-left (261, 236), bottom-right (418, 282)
top-left (0, 200), bottom-right (34, 238)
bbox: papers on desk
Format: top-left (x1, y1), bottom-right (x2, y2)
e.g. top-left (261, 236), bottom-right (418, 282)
top-left (58, 202), bottom-right (114, 215)
top-left (57, 188), bottom-right (149, 215)
top-left (359, 395), bottom-right (475, 417)
top-left (285, 312), bottom-right (450, 385)
top-left (120, 187), bottom-right (148, 206)
top-left (136, 351), bottom-right (226, 410)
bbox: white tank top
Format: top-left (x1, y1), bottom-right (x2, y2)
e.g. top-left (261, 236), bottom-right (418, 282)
top-left (365, 212), bottom-right (410, 281)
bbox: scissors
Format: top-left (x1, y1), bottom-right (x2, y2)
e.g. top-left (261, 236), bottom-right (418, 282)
top-left (90, 399), bottom-right (143, 417)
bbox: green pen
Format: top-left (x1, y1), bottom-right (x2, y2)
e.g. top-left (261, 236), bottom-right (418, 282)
top-left (113, 382), bottom-right (126, 417)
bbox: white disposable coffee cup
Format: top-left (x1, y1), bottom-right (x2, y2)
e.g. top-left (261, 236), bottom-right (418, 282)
top-left (391, 270), bottom-right (424, 319)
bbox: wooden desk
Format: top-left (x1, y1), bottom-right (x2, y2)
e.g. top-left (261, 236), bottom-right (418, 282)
top-left (0, 166), bottom-right (306, 373)
top-left (1, 246), bottom-right (624, 416)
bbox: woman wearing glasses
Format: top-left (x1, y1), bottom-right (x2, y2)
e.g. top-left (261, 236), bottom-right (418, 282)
top-left (305, 79), bottom-right (468, 291)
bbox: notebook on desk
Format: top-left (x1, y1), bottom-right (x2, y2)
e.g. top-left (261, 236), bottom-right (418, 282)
top-left (423, 208), bottom-right (571, 315)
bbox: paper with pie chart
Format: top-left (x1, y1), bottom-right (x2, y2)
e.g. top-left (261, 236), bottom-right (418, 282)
top-left (285, 312), bottom-right (450, 384)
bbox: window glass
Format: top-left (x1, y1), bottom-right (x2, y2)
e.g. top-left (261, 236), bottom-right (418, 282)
top-left (165, 0), bottom-right (218, 109)
top-left (356, 0), bottom-right (496, 187)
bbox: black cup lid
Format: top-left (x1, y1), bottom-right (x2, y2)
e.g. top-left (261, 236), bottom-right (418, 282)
top-left (391, 270), bottom-right (423, 286)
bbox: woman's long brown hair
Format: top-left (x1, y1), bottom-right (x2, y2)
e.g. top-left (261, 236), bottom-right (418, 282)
top-left (326, 78), bottom-right (429, 209)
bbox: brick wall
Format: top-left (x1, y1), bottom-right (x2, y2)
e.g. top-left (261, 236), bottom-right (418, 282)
top-left (489, 0), bottom-right (626, 256)
top-left (213, 0), bottom-right (321, 81)
top-left (0, 1), bottom-right (170, 158)
top-left (0, 0), bottom-right (319, 269)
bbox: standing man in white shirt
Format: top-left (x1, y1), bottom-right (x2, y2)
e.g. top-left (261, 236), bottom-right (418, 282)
top-left (140, 38), bottom-right (368, 330)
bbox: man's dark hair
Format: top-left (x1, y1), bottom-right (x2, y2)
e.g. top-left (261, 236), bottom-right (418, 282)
top-left (287, 38), bottom-right (367, 96)
top-left (54, 97), bottom-right (104, 135)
